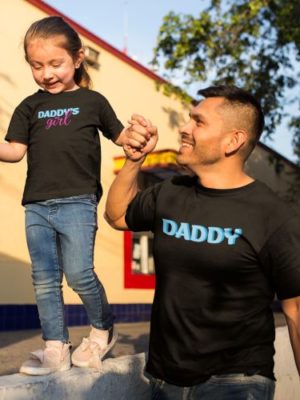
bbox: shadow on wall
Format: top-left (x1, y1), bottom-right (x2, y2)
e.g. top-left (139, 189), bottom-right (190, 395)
top-left (0, 253), bottom-right (38, 336)
top-left (162, 106), bottom-right (186, 130)
top-left (0, 252), bottom-right (34, 304)
top-left (0, 72), bottom-right (17, 134)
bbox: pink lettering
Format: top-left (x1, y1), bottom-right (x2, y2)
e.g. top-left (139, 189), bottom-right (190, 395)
top-left (45, 110), bottom-right (73, 130)
top-left (63, 110), bottom-right (72, 126)
top-left (45, 118), bottom-right (53, 129)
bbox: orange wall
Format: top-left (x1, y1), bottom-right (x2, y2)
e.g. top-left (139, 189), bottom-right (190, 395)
top-left (0, 0), bottom-right (298, 305)
top-left (0, 0), bottom-right (187, 304)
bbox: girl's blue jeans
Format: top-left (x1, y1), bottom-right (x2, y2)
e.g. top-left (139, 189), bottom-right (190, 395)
top-left (149, 373), bottom-right (275, 400)
top-left (25, 194), bottom-right (113, 342)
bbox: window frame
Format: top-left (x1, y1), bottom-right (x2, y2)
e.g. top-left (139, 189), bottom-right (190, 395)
top-left (124, 231), bottom-right (155, 289)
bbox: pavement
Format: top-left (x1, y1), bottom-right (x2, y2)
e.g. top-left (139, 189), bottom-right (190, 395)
top-left (0, 313), bottom-right (286, 377)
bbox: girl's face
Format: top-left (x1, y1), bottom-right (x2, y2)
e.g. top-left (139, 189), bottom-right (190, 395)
top-left (26, 36), bottom-right (84, 94)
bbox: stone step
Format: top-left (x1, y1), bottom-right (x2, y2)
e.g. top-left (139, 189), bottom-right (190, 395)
top-left (0, 327), bottom-right (299, 400)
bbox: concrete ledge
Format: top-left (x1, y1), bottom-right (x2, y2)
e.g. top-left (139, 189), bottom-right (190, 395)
top-left (0, 327), bottom-right (299, 400)
top-left (0, 353), bottom-right (150, 400)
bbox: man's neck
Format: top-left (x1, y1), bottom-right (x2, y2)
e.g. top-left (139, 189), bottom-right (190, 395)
top-left (193, 164), bottom-right (254, 190)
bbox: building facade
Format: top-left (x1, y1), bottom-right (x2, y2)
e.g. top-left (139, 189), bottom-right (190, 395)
top-left (0, 0), bottom-right (299, 330)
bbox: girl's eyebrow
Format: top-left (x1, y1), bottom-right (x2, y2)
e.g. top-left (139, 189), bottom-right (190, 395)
top-left (29, 57), bottom-right (65, 64)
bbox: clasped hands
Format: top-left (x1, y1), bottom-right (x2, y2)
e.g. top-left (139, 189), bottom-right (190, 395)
top-left (123, 114), bottom-right (158, 161)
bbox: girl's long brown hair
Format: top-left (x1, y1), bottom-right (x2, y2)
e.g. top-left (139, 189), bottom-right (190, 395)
top-left (24, 16), bottom-right (91, 88)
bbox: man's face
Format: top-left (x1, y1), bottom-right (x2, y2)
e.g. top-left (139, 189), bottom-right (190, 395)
top-left (177, 97), bottom-right (230, 170)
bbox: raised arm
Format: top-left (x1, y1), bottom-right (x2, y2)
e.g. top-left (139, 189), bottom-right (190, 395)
top-left (104, 115), bottom-right (158, 230)
top-left (104, 157), bottom-right (145, 230)
top-left (281, 296), bottom-right (300, 375)
top-left (0, 141), bottom-right (27, 162)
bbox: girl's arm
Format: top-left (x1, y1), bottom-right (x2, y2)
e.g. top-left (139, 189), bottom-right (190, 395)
top-left (0, 141), bottom-right (27, 162)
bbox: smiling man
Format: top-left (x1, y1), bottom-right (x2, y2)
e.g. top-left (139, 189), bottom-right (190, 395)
top-left (105, 86), bottom-right (300, 400)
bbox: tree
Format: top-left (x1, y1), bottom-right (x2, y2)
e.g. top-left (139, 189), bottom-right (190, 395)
top-left (152, 0), bottom-right (300, 162)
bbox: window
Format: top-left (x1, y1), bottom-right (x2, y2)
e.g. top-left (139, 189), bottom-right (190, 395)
top-left (124, 231), bottom-right (155, 289)
top-left (84, 46), bottom-right (100, 69)
top-left (132, 232), bottom-right (154, 275)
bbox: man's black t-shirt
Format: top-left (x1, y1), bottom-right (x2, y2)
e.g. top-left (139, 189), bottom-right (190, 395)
top-left (125, 175), bottom-right (300, 386)
top-left (5, 88), bottom-right (124, 204)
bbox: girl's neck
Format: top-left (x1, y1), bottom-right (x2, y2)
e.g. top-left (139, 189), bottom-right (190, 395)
top-left (64, 83), bottom-right (80, 92)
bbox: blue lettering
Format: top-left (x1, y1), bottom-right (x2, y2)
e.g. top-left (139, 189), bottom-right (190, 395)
top-left (190, 225), bottom-right (207, 242)
top-left (175, 223), bottom-right (191, 240)
top-left (162, 219), bottom-right (177, 236)
top-left (161, 218), bottom-right (242, 246)
top-left (224, 228), bottom-right (243, 245)
top-left (37, 107), bottom-right (81, 119)
top-left (207, 227), bottom-right (224, 244)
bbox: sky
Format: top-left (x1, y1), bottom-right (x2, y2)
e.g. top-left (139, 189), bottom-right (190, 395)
top-left (44, 0), bottom-right (296, 162)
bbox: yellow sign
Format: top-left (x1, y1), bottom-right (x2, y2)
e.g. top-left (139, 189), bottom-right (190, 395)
top-left (113, 149), bottom-right (178, 173)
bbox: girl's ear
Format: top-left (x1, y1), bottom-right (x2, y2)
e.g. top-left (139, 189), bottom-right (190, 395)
top-left (74, 48), bottom-right (85, 69)
top-left (225, 129), bottom-right (247, 156)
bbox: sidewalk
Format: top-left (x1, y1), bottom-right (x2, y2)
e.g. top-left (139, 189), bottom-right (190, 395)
top-left (0, 313), bottom-right (286, 376)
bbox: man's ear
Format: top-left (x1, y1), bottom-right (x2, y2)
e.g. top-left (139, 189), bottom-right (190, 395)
top-left (225, 129), bottom-right (247, 156)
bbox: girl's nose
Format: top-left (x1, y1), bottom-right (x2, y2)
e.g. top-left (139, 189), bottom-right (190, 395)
top-left (42, 67), bottom-right (54, 80)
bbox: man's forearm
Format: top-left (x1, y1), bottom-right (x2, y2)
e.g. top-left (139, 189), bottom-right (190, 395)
top-left (105, 157), bottom-right (145, 229)
top-left (286, 316), bottom-right (300, 375)
top-left (282, 297), bottom-right (300, 375)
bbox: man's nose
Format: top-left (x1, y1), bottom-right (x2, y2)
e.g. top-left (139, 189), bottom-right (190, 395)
top-left (179, 120), bottom-right (192, 135)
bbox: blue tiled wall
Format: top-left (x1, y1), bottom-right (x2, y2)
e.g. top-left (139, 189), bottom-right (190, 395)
top-left (0, 304), bottom-right (152, 331)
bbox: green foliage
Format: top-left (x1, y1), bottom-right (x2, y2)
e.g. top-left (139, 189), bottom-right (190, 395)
top-left (152, 0), bottom-right (300, 162)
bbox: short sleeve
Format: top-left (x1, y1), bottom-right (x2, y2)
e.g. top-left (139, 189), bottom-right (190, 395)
top-left (125, 182), bottom-right (162, 232)
top-left (5, 100), bottom-right (31, 144)
top-left (259, 216), bottom-right (300, 300)
top-left (98, 96), bottom-right (124, 140)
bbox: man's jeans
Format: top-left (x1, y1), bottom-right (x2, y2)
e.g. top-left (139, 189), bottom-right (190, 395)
top-left (150, 374), bottom-right (275, 400)
top-left (25, 194), bottom-right (113, 342)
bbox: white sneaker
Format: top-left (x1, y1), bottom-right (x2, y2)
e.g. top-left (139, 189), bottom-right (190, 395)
top-left (72, 327), bottom-right (118, 370)
top-left (19, 341), bottom-right (71, 375)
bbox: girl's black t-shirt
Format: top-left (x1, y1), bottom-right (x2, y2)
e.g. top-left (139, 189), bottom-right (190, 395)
top-left (126, 175), bottom-right (300, 386)
top-left (6, 88), bottom-right (124, 204)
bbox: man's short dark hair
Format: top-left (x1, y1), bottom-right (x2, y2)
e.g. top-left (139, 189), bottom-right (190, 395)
top-left (198, 86), bottom-right (265, 151)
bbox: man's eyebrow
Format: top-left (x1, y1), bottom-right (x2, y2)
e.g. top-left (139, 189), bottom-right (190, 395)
top-left (189, 112), bottom-right (206, 122)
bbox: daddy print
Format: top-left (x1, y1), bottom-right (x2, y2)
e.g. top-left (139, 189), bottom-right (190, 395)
top-left (37, 107), bottom-right (80, 130)
top-left (162, 218), bottom-right (243, 245)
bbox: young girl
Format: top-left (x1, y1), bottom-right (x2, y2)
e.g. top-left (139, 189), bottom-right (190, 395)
top-left (0, 16), bottom-right (146, 375)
